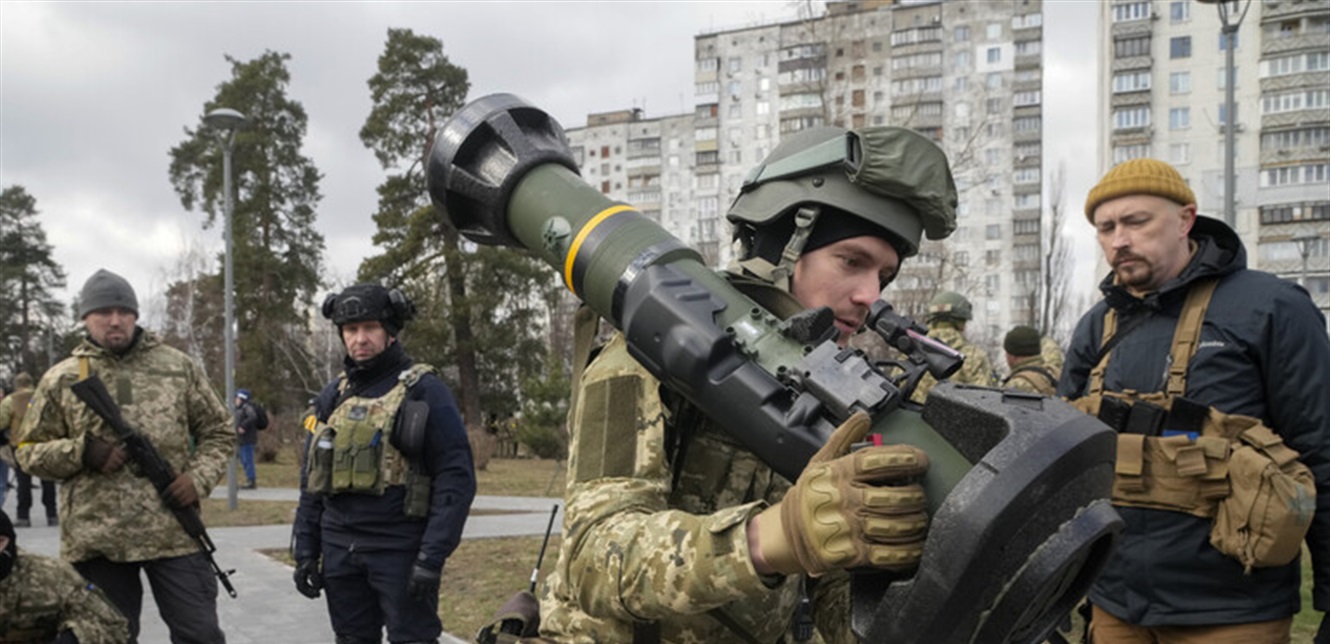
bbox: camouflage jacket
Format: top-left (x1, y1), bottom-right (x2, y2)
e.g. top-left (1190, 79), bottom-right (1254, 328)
top-left (910, 323), bottom-right (995, 403)
top-left (540, 334), bottom-right (853, 644)
top-left (14, 330), bottom-right (233, 563)
top-left (1001, 355), bottom-right (1060, 396)
top-left (0, 547), bottom-right (130, 644)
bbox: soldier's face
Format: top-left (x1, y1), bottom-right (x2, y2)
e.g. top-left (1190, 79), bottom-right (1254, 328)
top-left (791, 235), bottom-right (899, 347)
top-left (84, 307), bottom-right (138, 352)
top-left (342, 320), bottom-right (392, 363)
top-left (1093, 195), bottom-right (1195, 296)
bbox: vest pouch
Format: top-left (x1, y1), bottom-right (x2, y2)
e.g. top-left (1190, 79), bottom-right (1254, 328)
top-left (305, 425), bottom-right (336, 494)
top-left (332, 428), bottom-right (385, 493)
top-left (1209, 423), bottom-right (1316, 572)
top-left (402, 468), bottom-right (431, 518)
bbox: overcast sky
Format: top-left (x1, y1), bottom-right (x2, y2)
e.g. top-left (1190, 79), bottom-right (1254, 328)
top-left (1, 1), bottom-right (1101, 324)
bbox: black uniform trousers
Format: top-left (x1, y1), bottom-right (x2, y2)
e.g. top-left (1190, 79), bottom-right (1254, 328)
top-left (322, 542), bottom-right (441, 644)
top-left (75, 552), bottom-right (223, 644)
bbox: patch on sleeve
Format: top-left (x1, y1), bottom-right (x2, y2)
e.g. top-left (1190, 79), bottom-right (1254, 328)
top-left (574, 375), bottom-right (641, 482)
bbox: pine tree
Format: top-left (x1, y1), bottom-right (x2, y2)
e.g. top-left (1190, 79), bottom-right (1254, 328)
top-left (0, 185), bottom-right (67, 376)
top-left (168, 50), bottom-right (326, 411)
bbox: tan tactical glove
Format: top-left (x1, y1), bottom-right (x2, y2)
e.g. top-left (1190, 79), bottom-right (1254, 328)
top-left (752, 411), bottom-right (929, 576)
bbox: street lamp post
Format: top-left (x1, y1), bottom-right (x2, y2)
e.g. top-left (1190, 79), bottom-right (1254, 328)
top-left (1293, 234), bottom-right (1318, 289)
top-left (1197, 0), bottom-right (1252, 230)
top-left (204, 107), bottom-right (247, 511)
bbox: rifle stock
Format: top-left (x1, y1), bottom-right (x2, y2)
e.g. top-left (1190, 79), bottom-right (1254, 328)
top-left (70, 375), bottom-right (238, 598)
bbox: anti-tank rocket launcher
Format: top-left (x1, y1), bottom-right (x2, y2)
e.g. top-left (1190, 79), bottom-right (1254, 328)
top-left (427, 93), bottom-right (1122, 644)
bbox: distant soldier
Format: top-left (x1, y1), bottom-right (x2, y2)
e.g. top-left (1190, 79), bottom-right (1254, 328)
top-left (0, 372), bottom-right (59, 527)
top-left (910, 290), bottom-right (995, 402)
top-left (0, 507), bottom-right (130, 644)
top-left (1000, 326), bottom-right (1059, 395)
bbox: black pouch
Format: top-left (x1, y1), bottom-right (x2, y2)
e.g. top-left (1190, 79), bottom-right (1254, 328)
top-left (1124, 400), bottom-right (1166, 436)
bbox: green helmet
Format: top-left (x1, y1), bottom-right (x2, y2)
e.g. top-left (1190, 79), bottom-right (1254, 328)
top-left (727, 126), bottom-right (957, 259)
top-left (928, 291), bottom-right (973, 322)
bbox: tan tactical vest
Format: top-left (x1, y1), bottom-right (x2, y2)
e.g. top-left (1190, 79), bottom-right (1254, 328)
top-left (1072, 279), bottom-right (1315, 571)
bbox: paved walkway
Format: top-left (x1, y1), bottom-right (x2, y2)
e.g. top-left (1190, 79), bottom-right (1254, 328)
top-left (2, 485), bottom-right (562, 644)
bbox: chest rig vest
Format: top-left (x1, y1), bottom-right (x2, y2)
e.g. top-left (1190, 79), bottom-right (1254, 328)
top-left (1071, 279), bottom-right (1315, 571)
top-left (305, 364), bottom-right (433, 509)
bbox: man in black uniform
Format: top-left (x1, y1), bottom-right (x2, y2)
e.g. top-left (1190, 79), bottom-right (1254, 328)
top-left (291, 284), bottom-right (477, 644)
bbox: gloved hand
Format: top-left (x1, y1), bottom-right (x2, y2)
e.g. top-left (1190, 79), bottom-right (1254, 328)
top-left (82, 436), bottom-right (128, 473)
top-left (750, 411), bottom-right (929, 576)
top-left (162, 473), bottom-right (199, 509)
top-left (1314, 612), bottom-right (1328, 644)
top-left (407, 560), bottom-right (441, 602)
top-left (52, 629), bottom-right (79, 644)
top-left (293, 558), bottom-right (323, 599)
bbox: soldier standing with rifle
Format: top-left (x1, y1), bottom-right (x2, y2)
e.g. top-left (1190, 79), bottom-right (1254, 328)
top-left (14, 269), bottom-right (234, 644)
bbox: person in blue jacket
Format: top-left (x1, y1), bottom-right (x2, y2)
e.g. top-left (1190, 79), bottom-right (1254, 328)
top-left (291, 284), bottom-right (477, 644)
top-left (1060, 158), bottom-right (1329, 644)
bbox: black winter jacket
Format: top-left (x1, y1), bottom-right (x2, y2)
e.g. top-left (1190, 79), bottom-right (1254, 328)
top-left (1059, 215), bottom-right (1330, 626)
top-left (292, 342), bottom-right (477, 571)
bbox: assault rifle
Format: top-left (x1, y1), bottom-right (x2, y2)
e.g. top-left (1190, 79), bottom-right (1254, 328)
top-left (70, 375), bottom-right (238, 598)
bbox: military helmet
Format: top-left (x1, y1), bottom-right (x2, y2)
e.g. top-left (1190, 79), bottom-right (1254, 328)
top-left (727, 126), bottom-right (957, 259)
top-left (321, 284), bottom-right (416, 336)
top-left (928, 290), bottom-right (973, 322)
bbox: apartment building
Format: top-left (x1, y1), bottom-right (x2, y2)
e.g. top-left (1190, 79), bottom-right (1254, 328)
top-left (565, 0), bottom-right (1046, 345)
top-left (1100, 0), bottom-right (1330, 325)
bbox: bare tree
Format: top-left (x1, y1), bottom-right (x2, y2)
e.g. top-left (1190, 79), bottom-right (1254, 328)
top-left (1038, 161), bottom-right (1075, 343)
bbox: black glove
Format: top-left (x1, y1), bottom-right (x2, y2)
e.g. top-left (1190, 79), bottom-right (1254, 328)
top-left (53, 629), bottom-right (80, 644)
top-left (293, 558), bottom-right (323, 599)
top-left (82, 436), bottom-right (127, 473)
top-left (406, 561), bottom-right (441, 602)
top-left (1314, 612), bottom-right (1329, 644)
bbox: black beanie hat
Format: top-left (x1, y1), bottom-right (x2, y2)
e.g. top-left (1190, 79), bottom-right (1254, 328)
top-left (78, 269), bottom-right (139, 319)
top-left (1004, 325), bottom-right (1042, 356)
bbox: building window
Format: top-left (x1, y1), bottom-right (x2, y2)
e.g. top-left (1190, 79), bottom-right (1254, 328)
top-left (1170, 36), bottom-right (1192, 59)
top-left (1014, 168), bottom-right (1040, 184)
top-left (1261, 164), bottom-right (1329, 187)
top-left (954, 25), bottom-right (970, 41)
top-left (1114, 36), bottom-right (1151, 59)
top-left (1169, 107), bottom-right (1190, 130)
top-left (1112, 2), bottom-right (1151, 23)
top-left (1014, 116), bottom-right (1041, 132)
top-left (1113, 106), bottom-right (1151, 130)
top-left (1113, 70), bottom-right (1151, 93)
top-left (1261, 127), bottom-right (1330, 151)
top-left (1169, 142), bottom-right (1191, 165)
top-left (1169, 71), bottom-right (1190, 94)
top-left (1170, 1), bottom-right (1189, 22)
top-left (987, 72), bottom-right (1002, 89)
top-left (986, 224), bottom-right (1003, 240)
top-left (986, 249), bottom-right (1002, 265)
top-left (1218, 102), bottom-right (1238, 125)
top-left (987, 47), bottom-right (1002, 63)
top-left (728, 56), bottom-right (742, 73)
top-left (987, 97), bottom-right (1004, 114)
top-left (1219, 32), bottom-right (1239, 51)
top-left (1015, 194), bottom-right (1041, 210)
top-left (1014, 91), bottom-right (1041, 106)
top-left (987, 23), bottom-right (1002, 39)
top-left (1014, 219), bottom-right (1040, 235)
top-left (1114, 143), bottom-right (1150, 164)
top-left (1015, 41), bottom-right (1041, 56)
top-left (954, 51), bottom-right (972, 69)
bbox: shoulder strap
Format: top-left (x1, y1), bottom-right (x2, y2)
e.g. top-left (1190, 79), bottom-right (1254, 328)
top-left (1008, 365), bottom-right (1058, 391)
top-left (568, 305), bottom-right (602, 413)
top-left (1087, 278), bottom-right (1218, 396)
top-left (1164, 278), bottom-right (1219, 396)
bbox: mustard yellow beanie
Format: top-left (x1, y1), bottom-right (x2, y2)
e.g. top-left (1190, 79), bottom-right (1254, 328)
top-left (1083, 158), bottom-right (1196, 221)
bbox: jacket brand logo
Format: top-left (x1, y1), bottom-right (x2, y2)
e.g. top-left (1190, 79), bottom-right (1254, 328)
top-left (1198, 341), bottom-right (1225, 350)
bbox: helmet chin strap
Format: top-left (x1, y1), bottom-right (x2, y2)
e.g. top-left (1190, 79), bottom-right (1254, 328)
top-left (737, 205), bottom-right (821, 293)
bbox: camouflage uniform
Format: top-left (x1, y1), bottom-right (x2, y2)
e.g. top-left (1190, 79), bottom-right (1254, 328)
top-left (540, 334), bottom-right (852, 643)
top-left (14, 331), bottom-right (233, 563)
top-left (1001, 355), bottom-right (1060, 396)
top-left (910, 322), bottom-right (995, 403)
top-left (0, 547), bottom-right (130, 643)
top-left (1040, 336), bottom-right (1064, 375)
